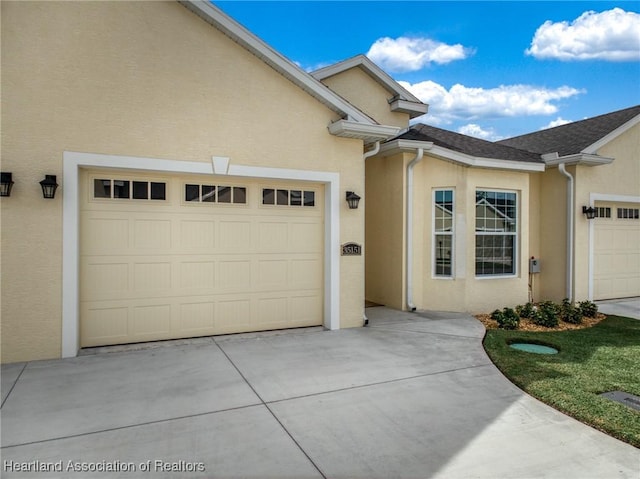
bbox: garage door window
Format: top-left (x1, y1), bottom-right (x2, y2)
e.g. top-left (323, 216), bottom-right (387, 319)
top-left (262, 188), bottom-right (315, 207)
top-left (617, 208), bottom-right (639, 219)
top-left (185, 184), bottom-right (246, 204)
top-left (94, 179), bottom-right (166, 200)
top-left (595, 207), bottom-right (611, 218)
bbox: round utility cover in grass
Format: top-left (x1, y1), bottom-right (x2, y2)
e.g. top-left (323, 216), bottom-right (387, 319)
top-left (510, 343), bottom-right (558, 354)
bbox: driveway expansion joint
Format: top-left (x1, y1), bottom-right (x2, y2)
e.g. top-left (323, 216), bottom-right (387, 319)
top-left (367, 325), bottom-right (484, 340)
top-left (1, 362), bottom-right (27, 410)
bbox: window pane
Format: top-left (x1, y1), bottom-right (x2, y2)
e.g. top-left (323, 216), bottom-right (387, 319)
top-left (132, 181), bottom-right (148, 200)
top-left (233, 187), bottom-right (246, 204)
top-left (202, 185), bottom-right (215, 203)
top-left (304, 191), bottom-right (315, 207)
top-left (435, 189), bottom-right (453, 232)
top-left (113, 180), bottom-right (130, 199)
top-left (150, 182), bottom-right (166, 200)
top-left (290, 190), bottom-right (302, 206)
top-left (94, 179), bottom-right (111, 198)
top-left (435, 234), bottom-right (452, 276)
top-left (475, 235), bottom-right (514, 276)
top-left (185, 184), bottom-right (200, 202)
top-left (218, 186), bottom-right (231, 203)
top-left (277, 189), bottom-right (288, 205)
top-left (263, 188), bottom-right (274, 205)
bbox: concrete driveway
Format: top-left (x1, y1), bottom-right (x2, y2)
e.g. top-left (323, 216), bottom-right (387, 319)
top-left (596, 297), bottom-right (640, 319)
top-left (1, 307), bottom-right (638, 478)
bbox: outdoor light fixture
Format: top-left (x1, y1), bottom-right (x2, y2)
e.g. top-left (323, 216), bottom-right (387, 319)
top-left (0, 172), bottom-right (15, 197)
top-left (346, 191), bottom-right (361, 209)
top-left (582, 206), bottom-right (597, 220)
top-left (39, 175), bottom-right (59, 199)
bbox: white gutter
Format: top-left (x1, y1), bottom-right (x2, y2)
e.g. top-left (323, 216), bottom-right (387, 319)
top-left (362, 141), bottom-right (380, 326)
top-left (406, 148), bottom-right (425, 311)
top-left (558, 162), bottom-right (574, 302)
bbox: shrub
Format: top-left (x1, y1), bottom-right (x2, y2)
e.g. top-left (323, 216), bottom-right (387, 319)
top-left (532, 301), bottom-right (559, 328)
top-left (520, 302), bottom-right (534, 319)
top-left (491, 309), bottom-right (504, 322)
top-left (579, 300), bottom-right (599, 318)
top-left (563, 305), bottom-right (583, 324)
top-left (498, 307), bottom-right (520, 330)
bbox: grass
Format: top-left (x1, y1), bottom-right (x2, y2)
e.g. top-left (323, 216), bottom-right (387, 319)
top-left (483, 315), bottom-right (640, 447)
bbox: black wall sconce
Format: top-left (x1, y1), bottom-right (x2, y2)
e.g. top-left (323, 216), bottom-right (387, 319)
top-left (40, 175), bottom-right (59, 199)
top-left (0, 172), bottom-right (15, 197)
top-left (582, 206), bottom-right (596, 220)
top-left (346, 191), bottom-right (361, 209)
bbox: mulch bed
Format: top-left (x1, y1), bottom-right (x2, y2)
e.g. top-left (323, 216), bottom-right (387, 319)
top-left (475, 313), bottom-right (606, 332)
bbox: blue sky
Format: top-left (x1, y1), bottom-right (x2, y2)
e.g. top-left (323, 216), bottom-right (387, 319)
top-left (215, 1), bottom-right (640, 140)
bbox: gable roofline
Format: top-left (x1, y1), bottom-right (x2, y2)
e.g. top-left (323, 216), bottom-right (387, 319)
top-left (311, 55), bottom-right (428, 119)
top-left (582, 111), bottom-right (640, 154)
top-left (179, 1), bottom-right (375, 125)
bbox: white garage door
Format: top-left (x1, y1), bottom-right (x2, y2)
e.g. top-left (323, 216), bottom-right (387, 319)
top-left (80, 169), bottom-right (324, 347)
top-left (593, 202), bottom-right (640, 300)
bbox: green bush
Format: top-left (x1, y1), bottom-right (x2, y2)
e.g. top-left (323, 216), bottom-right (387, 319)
top-left (498, 307), bottom-right (520, 330)
top-left (532, 301), bottom-right (559, 328)
top-left (520, 302), bottom-right (534, 319)
top-left (579, 300), bottom-right (599, 318)
top-left (491, 309), bottom-right (504, 322)
top-left (563, 305), bottom-right (583, 324)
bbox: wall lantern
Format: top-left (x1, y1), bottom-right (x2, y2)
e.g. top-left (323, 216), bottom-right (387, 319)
top-left (346, 191), bottom-right (361, 209)
top-left (582, 206), bottom-right (596, 220)
top-left (40, 175), bottom-right (59, 199)
top-left (0, 172), bottom-right (15, 197)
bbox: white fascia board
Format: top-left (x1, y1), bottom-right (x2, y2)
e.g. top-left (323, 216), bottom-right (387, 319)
top-left (328, 120), bottom-right (400, 143)
top-left (389, 99), bottom-right (429, 119)
top-left (582, 113), bottom-right (640, 154)
top-left (543, 153), bottom-right (614, 167)
top-left (180, 1), bottom-right (373, 125)
top-left (381, 142), bottom-right (544, 171)
top-left (378, 139), bottom-right (434, 155)
top-left (312, 55), bottom-right (423, 104)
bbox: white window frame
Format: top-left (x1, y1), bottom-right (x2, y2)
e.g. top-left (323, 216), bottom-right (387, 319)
top-left (474, 189), bottom-right (518, 279)
top-left (432, 188), bottom-right (455, 279)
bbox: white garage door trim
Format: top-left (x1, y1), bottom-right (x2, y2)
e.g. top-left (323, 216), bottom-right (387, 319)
top-left (63, 151), bottom-right (340, 358)
top-left (588, 192), bottom-right (640, 300)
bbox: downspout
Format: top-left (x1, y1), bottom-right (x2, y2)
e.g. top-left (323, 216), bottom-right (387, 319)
top-left (558, 162), bottom-right (574, 302)
top-left (406, 148), bottom-right (424, 311)
top-left (361, 141), bottom-right (380, 326)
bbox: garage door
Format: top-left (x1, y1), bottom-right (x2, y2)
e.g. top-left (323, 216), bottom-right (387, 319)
top-left (80, 169), bottom-right (324, 347)
top-left (593, 202), bottom-right (640, 300)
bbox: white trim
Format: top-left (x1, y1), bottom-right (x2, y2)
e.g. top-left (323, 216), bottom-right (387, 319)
top-left (179, 1), bottom-right (373, 125)
top-left (543, 153), bottom-right (614, 167)
top-left (587, 193), bottom-right (640, 300)
top-left (311, 55), bottom-right (423, 104)
top-left (583, 113), bottom-right (640, 154)
top-left (379, 141), bottom-right (545, 172)
top-left (327, 120), bottom-right (400, 144)
top-left (62, 151), bottom-right (340, 358)
top-left (389, 99), bottom-right (428, 118)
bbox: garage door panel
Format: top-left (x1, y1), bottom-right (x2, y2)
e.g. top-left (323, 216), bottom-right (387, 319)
top-left (594, 202), bottom-right (640, 300)
top-left (80, 171), bottom-right (324, 347)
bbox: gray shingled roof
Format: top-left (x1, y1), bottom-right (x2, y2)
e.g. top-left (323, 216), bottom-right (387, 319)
top-left (497, 105), bottom-right (640, 156)
top-left (395, 124), bottom-right (543, 163)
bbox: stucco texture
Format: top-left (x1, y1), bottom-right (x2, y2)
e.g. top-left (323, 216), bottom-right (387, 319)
top-left (1, 1), bottom-right (366, 362)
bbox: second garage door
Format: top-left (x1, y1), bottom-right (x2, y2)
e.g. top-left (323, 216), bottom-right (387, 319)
top-left (593, 202), bottom-right (640, 300)
top-left (80, 169), bottom-right (324, 347)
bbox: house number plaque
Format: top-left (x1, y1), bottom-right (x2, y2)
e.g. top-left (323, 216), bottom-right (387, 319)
top-left (341, 242), bottom-right (362, 256)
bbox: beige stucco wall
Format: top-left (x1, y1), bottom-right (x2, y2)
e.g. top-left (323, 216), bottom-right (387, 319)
top-left (364, 153), bottom-right (406, 309)
top-left (366, 152), bottom-right (533, 313)
top-left (573, 123), bottom-right (640, 301)
top-left (319, 68), bottom-right (410, 129)
top-left (1, 1), bottom-right (366, 363)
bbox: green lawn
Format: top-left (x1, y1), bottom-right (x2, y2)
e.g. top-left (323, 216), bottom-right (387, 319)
top-left (483, 315), bottom-right (640, 447)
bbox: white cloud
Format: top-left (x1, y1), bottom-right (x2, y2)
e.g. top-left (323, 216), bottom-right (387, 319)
top-left (367, 36), bottom-right (471, 72)
top-left (398, 80), bottom-right (584, 123)
top-left (457, 124), bottom-right (503, 141)
top-left (540, 117), bottom-right (572, 130)
top-left (526, 8), bottom-right (640, 61)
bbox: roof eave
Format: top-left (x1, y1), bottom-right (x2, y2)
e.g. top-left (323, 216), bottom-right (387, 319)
top-left (389, 99), bottom-right (428, 119)
top-left (542, 152), bottom-right (614, 167)
top-left (180, 1), bottom-right (374, 124)
top-left (328, 120), bottom-right (401, 145)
